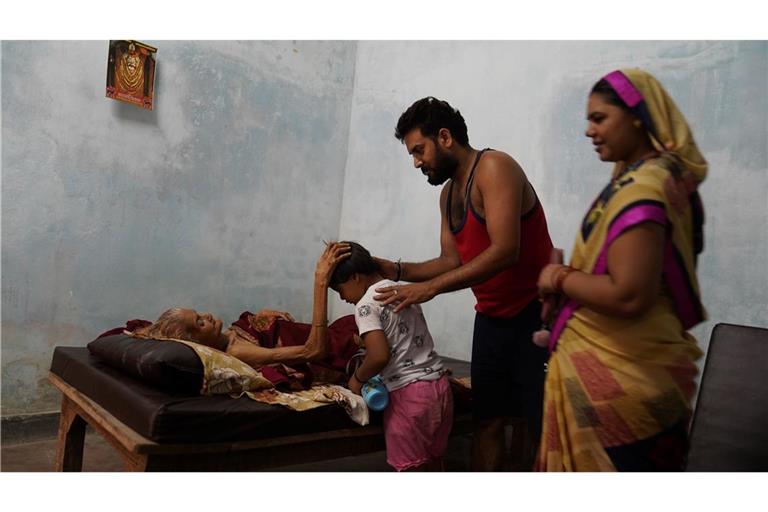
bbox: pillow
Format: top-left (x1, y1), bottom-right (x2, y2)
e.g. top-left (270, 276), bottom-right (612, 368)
top-left (87, 334), bottom-right (204, 394)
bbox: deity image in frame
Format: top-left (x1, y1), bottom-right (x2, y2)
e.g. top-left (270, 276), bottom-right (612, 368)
top-left (106, 40), bottom-right (157, 110)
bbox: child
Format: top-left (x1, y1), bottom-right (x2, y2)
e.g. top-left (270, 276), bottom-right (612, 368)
top-left (329, 241), bottom-right (454, 471)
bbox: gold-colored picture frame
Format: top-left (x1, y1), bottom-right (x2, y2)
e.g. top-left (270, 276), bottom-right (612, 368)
top-left (106, 40), bottom-right (157, 110)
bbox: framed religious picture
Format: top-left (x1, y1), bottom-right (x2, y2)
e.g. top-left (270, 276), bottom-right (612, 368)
top-left (106, 40), bottom-right (157, 110)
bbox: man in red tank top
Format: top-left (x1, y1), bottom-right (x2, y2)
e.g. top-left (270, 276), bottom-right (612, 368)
top-left (373, 97), bottom-right (554, 471)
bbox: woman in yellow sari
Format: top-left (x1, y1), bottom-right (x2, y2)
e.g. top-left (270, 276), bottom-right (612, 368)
top-left (535, 69), bottom-right (707, 471)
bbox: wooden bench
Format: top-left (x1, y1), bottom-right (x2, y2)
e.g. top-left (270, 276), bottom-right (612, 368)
top-left (50, 371), bottom-right (472, 472)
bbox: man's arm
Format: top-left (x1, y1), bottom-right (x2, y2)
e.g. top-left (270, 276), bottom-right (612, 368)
top-left (377, 153), bottom-right (525, 311)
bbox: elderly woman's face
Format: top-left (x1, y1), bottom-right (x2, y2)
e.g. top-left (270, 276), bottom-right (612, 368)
top-left (178, 308), bottom-right (223, 346)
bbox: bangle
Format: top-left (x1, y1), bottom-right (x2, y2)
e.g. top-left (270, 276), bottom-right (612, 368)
top-left (395, 259), bottom-right (402, 282)
top-left (313, 322), bottom-right (327, 328)
top-left (552, 265), bottom-right (576, 295)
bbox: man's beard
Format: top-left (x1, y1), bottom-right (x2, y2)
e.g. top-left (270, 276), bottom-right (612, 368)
top-left (422, 148), bottom-right (459, 186)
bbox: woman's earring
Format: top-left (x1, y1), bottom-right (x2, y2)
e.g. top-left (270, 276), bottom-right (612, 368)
top-left (633, 119), bottom-right (643, 128)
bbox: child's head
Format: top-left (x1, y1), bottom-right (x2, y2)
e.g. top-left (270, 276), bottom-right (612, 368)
top-left (329, 241), bottom-right (381, 304)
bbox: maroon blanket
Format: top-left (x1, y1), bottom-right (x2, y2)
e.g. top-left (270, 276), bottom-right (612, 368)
top-left (231, 312), bottom-right (360, 388)
top-left (231, 312), bottom-right (359, 370)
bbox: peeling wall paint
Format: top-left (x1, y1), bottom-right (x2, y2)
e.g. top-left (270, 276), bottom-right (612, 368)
top-left (2, 41), bottom-right (356, 415)
top-left (335, 41), bottom-right (768, 367)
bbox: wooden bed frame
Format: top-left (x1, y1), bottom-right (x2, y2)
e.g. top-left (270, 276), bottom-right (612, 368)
top-left (49, 372), bottom-right (473, 471)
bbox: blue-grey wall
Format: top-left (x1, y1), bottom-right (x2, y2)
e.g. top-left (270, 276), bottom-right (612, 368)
top-left (2, 41), bottom-right (357, 415)
top-left (335, 41), bottom-right (768, 368)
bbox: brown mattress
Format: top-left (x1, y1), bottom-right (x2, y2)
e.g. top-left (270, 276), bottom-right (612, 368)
top-left (50, 346), bottom-right (470, 444)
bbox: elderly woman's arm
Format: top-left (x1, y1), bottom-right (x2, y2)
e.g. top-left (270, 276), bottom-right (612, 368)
top-left (302, 242), bottom-right (351, 360)
top-left (227, 243), bottom-right (350, 368)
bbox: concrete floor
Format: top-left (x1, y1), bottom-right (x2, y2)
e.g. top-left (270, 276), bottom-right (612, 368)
top-left (1, 427), bottom-right (477, 472)
top-left (2, 430), bottom-right (124, 472)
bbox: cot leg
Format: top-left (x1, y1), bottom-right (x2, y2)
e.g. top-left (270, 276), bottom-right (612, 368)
top-left (55, 396), bottom-right (86, 472)
top-left (123, 454), bottom-right (149, 472)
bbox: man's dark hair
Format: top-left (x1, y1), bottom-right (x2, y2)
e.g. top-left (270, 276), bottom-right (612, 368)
top-left (329, 241), bottom-right (380, 288)
top-left (395, 97), bottom-right (469, 146)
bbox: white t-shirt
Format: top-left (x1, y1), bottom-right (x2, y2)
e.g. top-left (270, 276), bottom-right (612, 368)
top-left (354, 279), bottom-right (444, 391)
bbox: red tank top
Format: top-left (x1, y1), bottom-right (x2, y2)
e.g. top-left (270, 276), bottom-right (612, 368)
top-left (449, 149), bottom-right (553, 318)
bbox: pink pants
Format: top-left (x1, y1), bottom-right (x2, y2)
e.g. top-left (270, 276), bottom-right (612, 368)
top-left (383, 375), bottom-right (454, 471)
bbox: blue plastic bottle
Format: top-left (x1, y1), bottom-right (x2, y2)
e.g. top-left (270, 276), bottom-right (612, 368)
top-left (361, 375), bottom-right (389, 411)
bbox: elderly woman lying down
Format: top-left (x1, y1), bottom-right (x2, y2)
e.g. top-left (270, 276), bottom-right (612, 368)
top-left (130, 243), bottom-right (358, 373)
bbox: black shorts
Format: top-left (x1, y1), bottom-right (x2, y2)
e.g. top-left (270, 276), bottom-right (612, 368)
top-left (471, 298), bottom-right (548, 441)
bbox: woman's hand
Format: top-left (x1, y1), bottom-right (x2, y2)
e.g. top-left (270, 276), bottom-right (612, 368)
top-left (538, 247), bottom-right (565, 323)
top-left (537, 263), bottom-right (565, 296)
top-left (315, 242), bottom-right (351, 286)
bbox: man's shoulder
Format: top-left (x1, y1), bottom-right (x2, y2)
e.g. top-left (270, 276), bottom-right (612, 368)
top-left (477, 150), bottom-right (522, 176)
top-left (475, 150), bottom-right (525, 191)
top-left (483, 148), bottom-right (517, 163)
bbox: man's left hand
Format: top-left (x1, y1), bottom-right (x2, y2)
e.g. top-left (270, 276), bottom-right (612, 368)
top-left (374, 281), bottom-right (436, 313)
